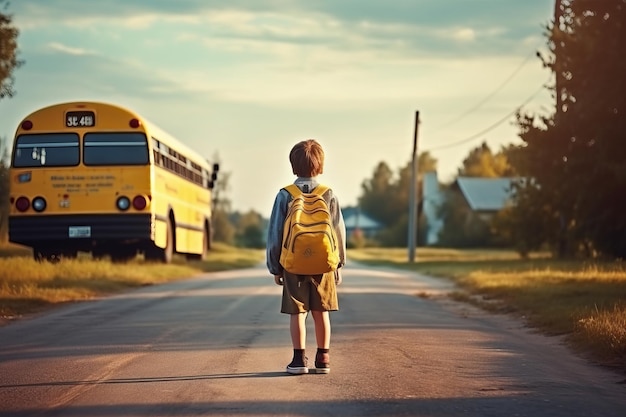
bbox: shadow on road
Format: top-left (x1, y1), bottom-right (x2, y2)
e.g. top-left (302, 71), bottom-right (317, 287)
top-left (0, 371), bottom-right (293, 389)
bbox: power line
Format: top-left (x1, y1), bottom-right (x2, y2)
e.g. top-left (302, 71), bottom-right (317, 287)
top-left (433, 48), bottom-right (540, 132)
top-left (425, 76), bottom-right (550, 152)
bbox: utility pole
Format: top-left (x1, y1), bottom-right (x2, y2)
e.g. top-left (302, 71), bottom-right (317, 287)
top-left (554, 0), bottom-right (563, 116)
top-left (408, 111), bottom-right (420, 263)
top-left (554, 0), bottom-right (567, 258)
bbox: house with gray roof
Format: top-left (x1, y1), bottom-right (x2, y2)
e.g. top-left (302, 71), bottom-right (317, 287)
top-left (453, 177), bottom-right (516, 217)
top-left (422, 173), bottom-right (518, 245)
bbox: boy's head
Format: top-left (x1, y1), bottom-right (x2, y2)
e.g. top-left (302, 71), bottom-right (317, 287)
top-left (289, 139), bottom-right (325, 177)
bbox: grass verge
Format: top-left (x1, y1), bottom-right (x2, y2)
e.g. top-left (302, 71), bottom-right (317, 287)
top-left (0, 242), bottom-right (264, 322)
top-left (349, 247), bottom-right (626, 373)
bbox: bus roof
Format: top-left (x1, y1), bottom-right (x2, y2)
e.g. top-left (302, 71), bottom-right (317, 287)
top-left (17, 101), bottom-right (214, 171)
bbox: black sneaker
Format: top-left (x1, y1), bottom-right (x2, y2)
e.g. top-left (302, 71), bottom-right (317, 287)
top-left (286, 357), bottom-right (308, 375)
top-left (314, 352), bottom-right (330, 374)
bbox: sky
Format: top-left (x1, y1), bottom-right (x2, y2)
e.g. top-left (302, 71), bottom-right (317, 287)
top-left (0, 0), bottom-right (556, 217)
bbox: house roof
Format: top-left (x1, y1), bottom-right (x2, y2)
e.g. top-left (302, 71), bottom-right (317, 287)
top-left (454, 177), bottom-right (516, 211)
top-left (343, 211), bottom-right (381, 229)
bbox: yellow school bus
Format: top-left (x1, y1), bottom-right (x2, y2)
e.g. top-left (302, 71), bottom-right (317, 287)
top-left (8, 101), bottom-right (218, 263)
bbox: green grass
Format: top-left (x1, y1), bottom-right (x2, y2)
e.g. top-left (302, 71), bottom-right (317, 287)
top-left (0, 242), bottom-right (264, 320)
top-left (350, 247), bottom-right (626, 372)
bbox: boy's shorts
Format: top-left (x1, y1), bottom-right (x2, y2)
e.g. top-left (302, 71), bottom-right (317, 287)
top-left (281, 270), bottom-right (339, 314)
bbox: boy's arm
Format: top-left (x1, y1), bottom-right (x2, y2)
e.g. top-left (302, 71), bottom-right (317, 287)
top-left (330, 191), bottom-right (347, 267)
top-left (338, 206), bottom-right (347, 267)
top-left (266, 190), bottom-right (289, 276)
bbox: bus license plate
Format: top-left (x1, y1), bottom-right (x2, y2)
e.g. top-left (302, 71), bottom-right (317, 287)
top-left (69, 226), bottom-right (91, 238)
top-left (66, 111), bottom-right (96, 127)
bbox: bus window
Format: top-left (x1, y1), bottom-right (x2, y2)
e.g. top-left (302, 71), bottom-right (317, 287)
top-left (13, 133), bottom-right (80, 167)
top-left (84, 132), bottom-right (149, 165)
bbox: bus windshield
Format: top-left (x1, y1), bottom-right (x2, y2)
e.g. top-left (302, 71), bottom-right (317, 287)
top-left (13, 133), bottom-right (80, 167)
top-left (84, 132), bottom-right (149, 165)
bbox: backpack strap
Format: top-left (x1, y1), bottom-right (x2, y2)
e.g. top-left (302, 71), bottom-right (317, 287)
top-left (283, 184), bottom-right (302, 198)
top-left (283, 183), bottom-right (330, 197)
top-left (313, 184), bottom-right (330, 195)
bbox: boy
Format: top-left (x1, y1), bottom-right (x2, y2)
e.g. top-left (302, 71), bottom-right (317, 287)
top-left (266, 139), bottom-right (346, 375)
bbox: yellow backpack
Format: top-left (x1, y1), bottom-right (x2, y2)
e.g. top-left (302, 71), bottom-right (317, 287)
top-left (279, 184), bottom-right (340, 275)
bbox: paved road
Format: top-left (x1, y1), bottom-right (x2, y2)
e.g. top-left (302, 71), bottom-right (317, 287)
top-left (0, 263), bottom-right (624, 417)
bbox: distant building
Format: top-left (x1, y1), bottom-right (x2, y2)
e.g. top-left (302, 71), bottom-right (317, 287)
top-left (451, 177), bottom-right (516, 221)
top-left (337, 173), bottom-right (517, 246)
top-left (342, 208), bottom-right (382, 238)
top-left (422, 172), bottom-right (444, 245)
top-left (422, 172), bottom-right (518, 245)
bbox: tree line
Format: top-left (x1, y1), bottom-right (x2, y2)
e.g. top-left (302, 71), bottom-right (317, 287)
top-left (507, 0), bottom-right (625, 259)
top-left (352, 0), bottom-right (625, 260)
top-left (2, 1), bottom-right (625, 259)
top-left (0, 0), bottom-right (21, 242)
top-left (218, 0), bottom-right (625, 259)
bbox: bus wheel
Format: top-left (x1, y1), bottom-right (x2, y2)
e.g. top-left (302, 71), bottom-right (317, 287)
top-left (110, 248), bottom-right (136, 263)
top-left (34, 249), bottom-right (62, 264)
top-left (33, 248), bottom-right (44, 262)
top-left (146, 219), bottom-right (173, 263)
top-left (163, 218), bottom-right (174, 264)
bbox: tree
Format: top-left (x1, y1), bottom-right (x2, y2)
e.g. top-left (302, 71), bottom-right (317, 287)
top-left (358, 152), bottom-right (436, 246)
top-left (234, 210), bottom-right (265, 248)
top-left (359, 161), bottom-right (399, 229)
top-left (209, 156), bottom-right (237, 245)
top-left (0, 136), bottom-right (8, 242)
top-left (511, 0), bottom-right (625, 258)
top-left (0, 1), bottom-right (22, 240)
top-left (436, 189), bottom-right (493, 248)
top-left (212, 208), bottom-right (236, 245)
top-left (490, 184), bottom-right (550, 257)
top-left (0, 0), bottom-right (23, 99)
top-left (458, 142), bottom-right (516, 178)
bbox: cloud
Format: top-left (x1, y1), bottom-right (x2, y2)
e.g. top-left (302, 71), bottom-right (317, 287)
top-left (14, 1), bottom-right (545, 58)
top-left (450, 27), bottom-right (476, 42)
top-left (4, 0), bottom-right (555, 213)
top-left (12, 1), bottom-right (550, 109)
top-left (46, 42), bottom-right (96, 56)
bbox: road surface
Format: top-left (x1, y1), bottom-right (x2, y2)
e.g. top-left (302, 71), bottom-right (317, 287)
top-left (0, 263), bottom-right (624, 416)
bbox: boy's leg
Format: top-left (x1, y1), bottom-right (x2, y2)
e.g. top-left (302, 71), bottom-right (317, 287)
top-left (290, 312), bottom-right (307, 349)
top-left (308, 272), bottom-right (337, 374)
top-left (282, 272), bottom-right (311, 375)
top-left (286, 312), bottom-right (309, 374)
top-left (311, 310), bottom-right (331, 373)
top-left (311, 310), bottom-right (330, 349)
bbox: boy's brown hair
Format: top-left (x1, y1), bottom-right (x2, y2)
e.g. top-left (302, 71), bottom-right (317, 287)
top-left (289, 139), bottom-right (325, 177)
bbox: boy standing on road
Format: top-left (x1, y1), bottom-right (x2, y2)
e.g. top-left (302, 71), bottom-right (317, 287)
top-left (266, 139), bottom-right (347, 375)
